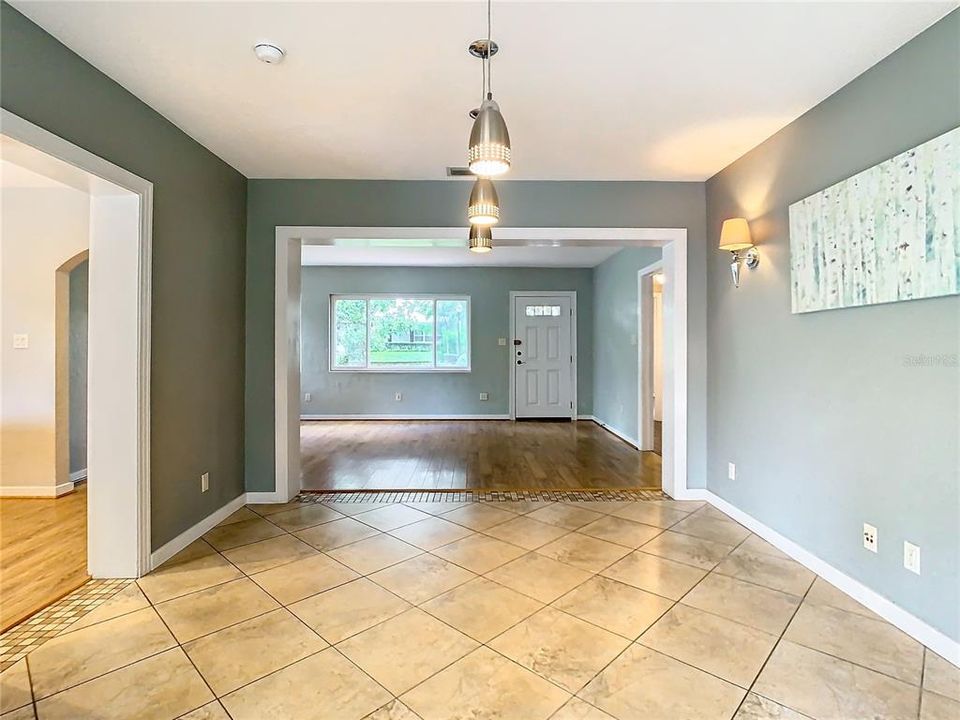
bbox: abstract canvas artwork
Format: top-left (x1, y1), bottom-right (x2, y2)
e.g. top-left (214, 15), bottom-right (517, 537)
top-left (789, 127), bottom-right (959, 314)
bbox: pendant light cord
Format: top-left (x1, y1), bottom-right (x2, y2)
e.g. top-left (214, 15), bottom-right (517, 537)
top-left (486, 0), bottom-right (493, 99)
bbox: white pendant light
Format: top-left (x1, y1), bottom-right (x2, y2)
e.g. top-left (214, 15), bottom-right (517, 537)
top-left (467, 177), bottom-right (500, 226)
top-left (469, 225), bottom-right (493, 253)
top-left (467, 0), bottom-right (511, 177)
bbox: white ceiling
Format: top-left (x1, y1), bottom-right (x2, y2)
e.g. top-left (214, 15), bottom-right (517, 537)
top-left (302, 243), bottom-right (623, 267)
top-left (11, 1), bottom-right (954, 181)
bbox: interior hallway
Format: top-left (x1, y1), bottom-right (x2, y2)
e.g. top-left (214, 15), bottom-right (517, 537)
top-left (1, 495), bottom-right (955, 719)
top-left (300, 420), bottom-right (661, 492)
top-left (0, 485), bottom-right (88, 631)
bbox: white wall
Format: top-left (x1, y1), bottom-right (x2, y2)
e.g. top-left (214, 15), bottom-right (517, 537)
top-left (0, 167), bottom-right (90, 495)
top-left (652, 281), bottom-right (663, 422)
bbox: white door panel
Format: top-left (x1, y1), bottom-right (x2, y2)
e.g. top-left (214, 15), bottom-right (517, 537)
top-left (514, 295), bottom-right (573, 419)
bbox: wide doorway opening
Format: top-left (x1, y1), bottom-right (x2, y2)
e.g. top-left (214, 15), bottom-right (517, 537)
top-left (274, 227), bottom-right (688, 500)
top-left (0, 111), bottom-right (152, 632)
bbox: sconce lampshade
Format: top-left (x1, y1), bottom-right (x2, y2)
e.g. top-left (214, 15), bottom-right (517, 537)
top-left (719, 218), bottom-right (753, 251)
top-left (468, 99), bottom-right (511, 177)
top-left (467, 177), bottom-right (500, 226)
top-left (469, 225), bottom-right (493, 253)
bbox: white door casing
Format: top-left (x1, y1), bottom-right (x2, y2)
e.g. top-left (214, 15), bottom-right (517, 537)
top-left (276, 227), bottom-right (689, 500)
top-left (513, 293), bottom-right (574, 419)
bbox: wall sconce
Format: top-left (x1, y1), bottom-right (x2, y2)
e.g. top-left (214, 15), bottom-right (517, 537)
top-left (719, 218), bottom-right (759, 287)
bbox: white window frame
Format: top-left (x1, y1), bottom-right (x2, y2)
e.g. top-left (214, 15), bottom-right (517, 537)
top-left (329, 293), bottom-right (471, 373)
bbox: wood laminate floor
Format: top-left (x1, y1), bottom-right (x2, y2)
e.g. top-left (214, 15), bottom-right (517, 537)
top-left (301, 420), bottom-right (661, 492)
top-left (0, 485), bottom-right (88, 632)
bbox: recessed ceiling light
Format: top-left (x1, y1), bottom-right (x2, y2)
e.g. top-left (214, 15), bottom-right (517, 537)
top-left (253, 43), bottom-right (285, 64)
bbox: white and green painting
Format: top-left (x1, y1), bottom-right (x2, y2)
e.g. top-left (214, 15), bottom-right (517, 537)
top-left (789, 127), bottom-right (959, 314)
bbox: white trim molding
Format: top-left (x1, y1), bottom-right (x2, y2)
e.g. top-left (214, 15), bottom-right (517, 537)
top-left (275, 226), bottom-right (690, 503)
top-left (691, 489), bottom-right (960, 666)
top-left (0, 482), bottom-right (75, 498)
top-left (2, 109), bottom-right (153, 579)
top-left (149, 494), bottom-right (247, 571)
top-left (302, 414), bottom-right (510, 421)
top-left (637, 260), bottom-right (663, 453)
top-left (69, 469), bottom-right (88, 483)
top-left (590, 417), bottom-right (640, 449)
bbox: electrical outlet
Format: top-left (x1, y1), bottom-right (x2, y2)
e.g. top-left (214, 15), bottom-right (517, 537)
top-left (201, 472), bottom-right (210, 493)
top-left (497, 338), bottom-right (507, 346)
top-left (12, 334), bottom-right (28, 349)
top-left (727, 462), bottom-right (736, 481)
top-left (903, 541), bottom-right (920, 574)
top-left (304, 392), bottom-right (312, 402)
top-left (394, 392), bottom-right (402, 401)
top-left (863, 523), bottom-right (878, 553)
top-left (480, 392), bottom-right (489, 401)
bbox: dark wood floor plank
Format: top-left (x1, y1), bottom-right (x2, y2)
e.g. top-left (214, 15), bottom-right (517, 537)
top-left (300, 420), bottom-right (661, 491)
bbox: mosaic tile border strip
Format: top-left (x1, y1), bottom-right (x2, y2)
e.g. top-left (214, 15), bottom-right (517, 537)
top-left (0, 578), bottom-right (131, 672)
top-left (299, 488), bottom-right (666, 504)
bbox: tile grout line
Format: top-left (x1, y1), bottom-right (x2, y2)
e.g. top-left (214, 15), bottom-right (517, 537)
top-left (558, 519), bottom-right (758, 719)
top-left (728, 569), bottom-right (818, 719)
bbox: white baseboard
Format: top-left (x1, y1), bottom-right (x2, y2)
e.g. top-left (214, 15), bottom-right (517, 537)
top-left (696, 489), bottom-right (959, 666)
top-left (149, 494), bottom-right (247, 571)
top-left (70, 469), bottom-right (88, 483)
top-left (0, 481), bottom-right (76, 498)
top-left (589, 416), bottom-right (640, 449)
top-left (301, 414), bottom-right (511, 421)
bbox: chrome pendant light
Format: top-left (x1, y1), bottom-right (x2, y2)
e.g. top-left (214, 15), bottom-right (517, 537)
top-left (467, 177), bottom-right (500, 226)
top-left (467, 0), bottom-right (511, 177)
top-left (469, 225), bottom-right (493, 253)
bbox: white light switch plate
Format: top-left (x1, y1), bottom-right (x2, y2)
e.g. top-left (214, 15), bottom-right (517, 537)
top-left (498, 338), bottom-right (506, 346)
top-left (201, 472), bottom-right (210, 493)
top-left (13, 334), bottom-right (28, 349)
top-left (727, 462), bottom-right (736, 481)
top-left (903, 541), bottom-right (920, 574)
top-left (304, 392), bottom-right (312, 402)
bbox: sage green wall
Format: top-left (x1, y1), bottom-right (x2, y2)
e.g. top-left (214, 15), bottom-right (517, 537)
top-left (246, 180), bottom-right (706, 492)
top-left (301, 266), bottom-right (594, 417)
top-left (705, 10), bottom-right (960, 640)
top-left (593, 247), bottom-right (663, 443)
top-left (1, 3), bottom-right (248, 548)
top-left (69, 260), bottom-right (88, 475)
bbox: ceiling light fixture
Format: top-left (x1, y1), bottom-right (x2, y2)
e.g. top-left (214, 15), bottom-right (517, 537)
top-left (467, 177), bottom-right (500, 226)
top-left (253, 43), bottom-right (285, 64)
top-left (467, 0), bottom-right (511, 177)
top-left (469, 225), bottom-right (493, 253)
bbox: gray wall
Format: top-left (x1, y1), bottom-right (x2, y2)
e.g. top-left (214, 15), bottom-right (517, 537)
top-left (705, 10), bottom-right (960, 641)
top-left (593, 248), bottom-right (663, 442)
top-left (301, 266), bottom-right (594, 417)
top-left (246, 180), bottom-right (706, 492)
top-left (69, 260), bottom-right (87, 475)
top-left (1, 3), bottom-right (248, 548)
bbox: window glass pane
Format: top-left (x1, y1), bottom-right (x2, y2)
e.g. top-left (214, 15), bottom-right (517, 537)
top-left (437, 300), bottom-right (469, 368)
top-left (525, 306), bottom-right (535, 316)
top-left (368, 297), bottom-right (435, 368)
top-left (550, 305), bottom-right (561, 316)
top-left (333, 298), bottom-right (366, 367)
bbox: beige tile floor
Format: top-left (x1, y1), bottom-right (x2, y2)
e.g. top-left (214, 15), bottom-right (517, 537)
top-left (1, 498), bottom-right (958, 720)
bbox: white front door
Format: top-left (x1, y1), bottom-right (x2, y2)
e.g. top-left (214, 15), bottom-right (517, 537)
top-left (513, 294), bottom-right (574, 419)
